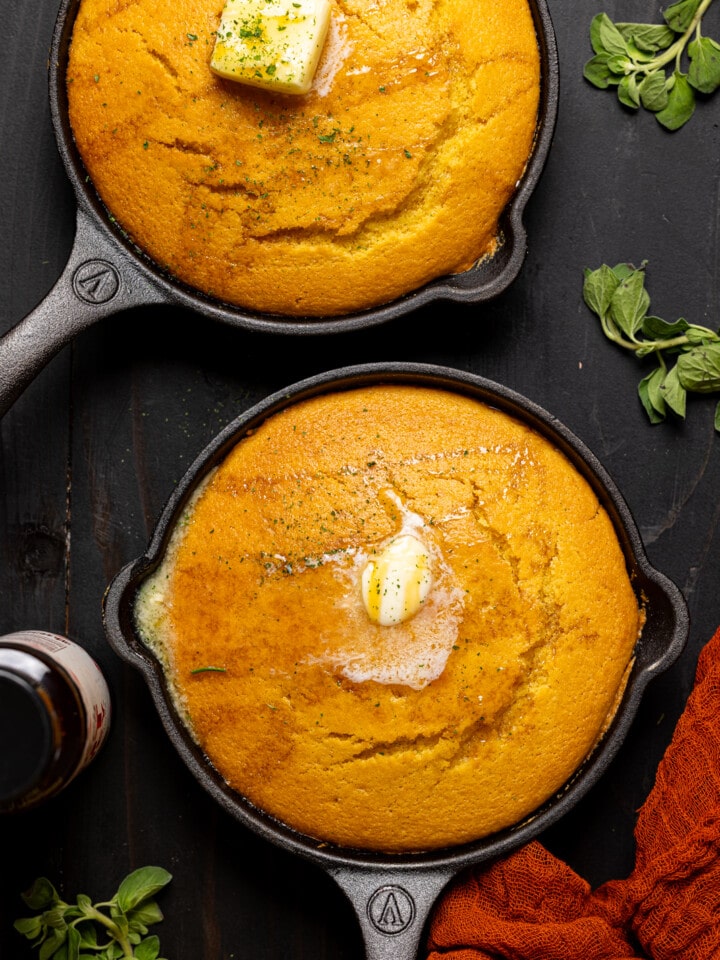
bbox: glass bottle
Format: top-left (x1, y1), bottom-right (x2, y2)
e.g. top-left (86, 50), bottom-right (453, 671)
top-left (0, 630), bottom-right (111, 812)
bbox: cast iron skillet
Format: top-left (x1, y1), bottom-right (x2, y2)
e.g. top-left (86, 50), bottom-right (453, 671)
top-left (0, 0), bottom-right (558, 417)
top-left (103, 362), bottom-right (689, 960)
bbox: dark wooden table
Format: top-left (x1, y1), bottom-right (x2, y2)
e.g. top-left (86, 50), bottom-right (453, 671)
top-left (2, 0), bottom-right (720, 956)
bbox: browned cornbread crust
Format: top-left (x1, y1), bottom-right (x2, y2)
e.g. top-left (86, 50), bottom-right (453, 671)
top-left (66, 0), bottom-right (540, 316)
top-left (136, 386), bottom-right (643, 852)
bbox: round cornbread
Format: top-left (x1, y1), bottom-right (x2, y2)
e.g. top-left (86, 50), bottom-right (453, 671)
top-left (66, 0), bottom-right (540, 316)
top-left (135, 385), bottom-right (644, 852)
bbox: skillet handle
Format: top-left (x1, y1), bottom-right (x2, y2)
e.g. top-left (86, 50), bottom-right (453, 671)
top-left (328, 864), bottom-right (455, 960)
top-left (0, 205), bottom-right (165, 417)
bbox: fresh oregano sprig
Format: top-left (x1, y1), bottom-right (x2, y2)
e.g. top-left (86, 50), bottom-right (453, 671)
top-left (14, 866), bottom-right (172, 960)
top-left (583, 262), bottom-right (720, 430)
top-left (585, 0), bottom-right (720, 129)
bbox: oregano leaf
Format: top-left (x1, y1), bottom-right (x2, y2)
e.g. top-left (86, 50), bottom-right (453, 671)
top-left (16, 869), bottom-right (172, 960)
top-left (660, 364), bottom-right (688, 417)
top-left (639, 368), bottom-right (668, 422)
top-left (584, 261), bottom-right (720, 428)
top-left (116, 867), bottom-right (172, 914)
top-left (66, 927), bottom-right (81, 960)
top-left (618, 73), bottom-right (641, 107)
top-left (583, 264), bottom-right (620, 317)
top-left (688, 35), bottom-right (720, 92)
top-left (584, 53), bottom-right (618, 88)
top-left (75, 923), bottom-right (98, 949)
top-left (609, 269), bottom-right (651, 338)
top-left (39, 928), bottom-right (67, 960)
top-left (43, 908), bottom-right (68, 931)
top-left (616, 22), bottom-right (676, 53)
top-left (685, 325), bottom-right (720, 344)
top-left (14, 916), bottom-right (44, 940)
top-left (76, 895), bottom-right (92, 914)
top-left (608, 53), bottom-right (632, 74)
top-left (590, 12), bottom-right (611, 53)
top-left (135, 936), bottom-right (161, 960)
top-left (663, 0), bottom-right (704, 33)
top-left (642, 315), bottom-right (690, 339)
top-left (22, 879), bottom-right (60, 912)
top-left (598, 13), bottom-right (632, 55)
top-left (676, 341), bottom-right (720, 391)
top-left (656, 71), bottom-right (696, 129)
top-left (586, 1), bottom-right (714, 130)
top-left (639, 70), bottom-right (671, 110)
top-left (611, 262), bottom-right (639, 280)
top-left (128, 900), bottom-right (164, 931)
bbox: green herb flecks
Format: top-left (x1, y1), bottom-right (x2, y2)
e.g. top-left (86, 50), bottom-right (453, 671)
top-left (190, 665), bottom-right (227, 674)
top-left (583, 261), bottom-right (720, 430)
top-left (584, 0), bottom-right (720, 130)
top-left (14, 866), bottom-right (172, 960)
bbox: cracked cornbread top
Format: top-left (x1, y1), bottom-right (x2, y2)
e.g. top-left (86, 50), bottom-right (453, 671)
top-left (66, 0), bottom-right (540, 315)
top-left (135, 386), bottom-right (643, 852)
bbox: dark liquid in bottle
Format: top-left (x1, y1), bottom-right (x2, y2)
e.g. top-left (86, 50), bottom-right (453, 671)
top-left (0, 636), bottom-right (110, 812)
top-left (0, 669), bottom-right (52, 800)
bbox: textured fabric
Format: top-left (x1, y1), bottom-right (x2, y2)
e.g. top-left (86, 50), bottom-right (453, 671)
top-left (426, 626), bottom-right (720, 960)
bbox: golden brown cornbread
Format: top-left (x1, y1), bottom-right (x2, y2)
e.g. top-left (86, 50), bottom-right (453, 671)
top-left (135, 386), bottom-right (643, 852)
top-left (66, 0), bottom-right (540, 315)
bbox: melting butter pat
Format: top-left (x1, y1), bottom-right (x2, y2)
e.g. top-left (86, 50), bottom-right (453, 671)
top-left (361, 535), bottom-right (433, 627)
top-left (210, 0), bottom-right (332, 95)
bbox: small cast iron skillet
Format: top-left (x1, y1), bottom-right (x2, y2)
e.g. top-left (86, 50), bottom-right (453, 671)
top-left (103, 362), bottom-right (689, 960)
top-left (0, 0), bottom-right (558, 417)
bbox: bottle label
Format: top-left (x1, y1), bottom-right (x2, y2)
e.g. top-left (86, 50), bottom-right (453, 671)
top-left (7, 631), bottom-right (112, 777)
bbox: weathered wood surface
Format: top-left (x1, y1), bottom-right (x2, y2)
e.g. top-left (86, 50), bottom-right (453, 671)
top-left (2, 0), bottom-right (720, 956)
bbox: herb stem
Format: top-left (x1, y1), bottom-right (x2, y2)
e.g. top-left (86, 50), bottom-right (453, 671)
top-left (15, 866), bottom-right (172, 960)
top-left (586, 0), bottom-right (720, 129)
top-left (86, 906), bottom-right (135, 958)
top-left (583, 262), bottom-right (720, 431)
top-left (632, 0), bottom-right (714, 74)
top-left (628, 333), bottom-right (690, 352)
top-left (606, 327), bottom-right (717, 353)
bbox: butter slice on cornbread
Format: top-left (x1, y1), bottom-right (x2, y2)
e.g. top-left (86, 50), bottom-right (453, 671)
top-left (211, 0), bottom-right (331, 94)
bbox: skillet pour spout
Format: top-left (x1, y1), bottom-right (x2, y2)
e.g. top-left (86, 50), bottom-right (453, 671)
top-left (102, 363), bottom-right (688, 960)
top-left (0, 0), bottom-right (558, 417)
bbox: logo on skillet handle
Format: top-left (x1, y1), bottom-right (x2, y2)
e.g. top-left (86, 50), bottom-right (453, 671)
top-left (72, 261), bottom-right (121, 304)
top-left (367, 885), bottom-right (416, 935)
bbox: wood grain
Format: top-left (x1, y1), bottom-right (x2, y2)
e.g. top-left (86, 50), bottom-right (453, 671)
top-left (2, 0), bottom-right (720, 957)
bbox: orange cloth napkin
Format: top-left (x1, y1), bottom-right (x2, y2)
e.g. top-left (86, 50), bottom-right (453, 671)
top-left (426, 626), bottom-right (720, 960)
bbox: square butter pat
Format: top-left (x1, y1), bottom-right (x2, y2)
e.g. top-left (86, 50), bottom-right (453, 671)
top-left (211, 0), bottom-right (331, 95)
